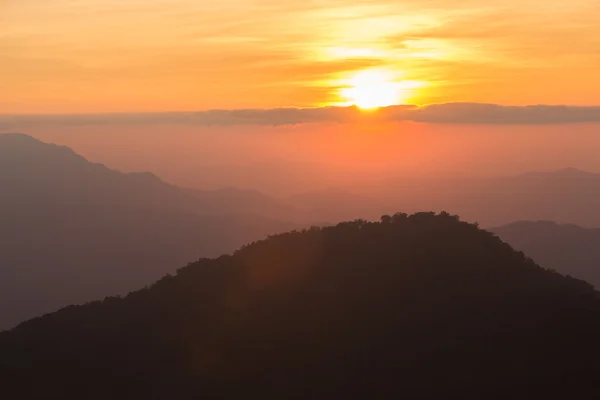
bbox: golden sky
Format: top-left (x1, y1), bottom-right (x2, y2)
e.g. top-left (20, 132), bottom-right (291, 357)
top-left (2, 0), bottom-right (600, 113)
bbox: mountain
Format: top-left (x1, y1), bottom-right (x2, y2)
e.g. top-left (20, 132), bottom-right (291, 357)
top-left (492, 220), bottom-right (600, 288)
top-left (0, 134), bottom-right (296, 329)
top-left (382, 168), bottom-right (600, 227)
top-left (187, 167), bottom-right (600, 227)
top-left (476, 168), bottom-right (600, 226)
top-left (0, 133), bottom-right (198, 212)
top-left (2, 212), bottom-right (600, 399)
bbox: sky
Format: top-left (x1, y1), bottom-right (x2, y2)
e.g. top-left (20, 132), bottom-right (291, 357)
top-left (3, 0), bottom-right (600, 114)
top-left (3, 0), bottom-right (600, 195)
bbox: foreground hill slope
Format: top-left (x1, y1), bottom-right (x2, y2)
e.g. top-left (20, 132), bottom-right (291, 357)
top-left (2, 212), bottom-right (600, 399)
top-left (0, 133), bottom-right (295, 329)
top-left (492, 220), bottom-right (600, 288)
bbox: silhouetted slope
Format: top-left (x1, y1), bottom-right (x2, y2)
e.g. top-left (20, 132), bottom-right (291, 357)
top-left (0, 133), bottom-right (198, 211)
top-left (492, 220), bottom-right (600, 288)
top-left (0, 134), bottom-right (295, 329)
top-left (2, 212), bottom-right (599, 399)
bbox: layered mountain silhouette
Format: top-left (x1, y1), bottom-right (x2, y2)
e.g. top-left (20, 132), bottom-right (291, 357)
top-left (0, 134), bottom-right (297, 329)
top-left (2, 213), bottom-right (600, 399)
top-left (190, 166), bottom-right (600, 228)
top-left (187, 166), bottom-right (600, 227)
top-left (387, 167), bottom-right (600, 227)
top-left (0, 133), bottom-right (294, 219)
top-left (5, 133), bottom-right (600, 331)
top-left (493, 220), bottom-right (600, 288)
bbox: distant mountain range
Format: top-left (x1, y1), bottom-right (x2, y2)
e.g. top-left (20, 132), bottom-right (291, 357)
top-left (2, 213), bottom-right (600, 399)
top-left (492, 220), bottom-right (600, 288)
top-left (388, 167), bottom-right (600, 227)
top-left (4, 133), bottom-right (600, 329)
top-left (0, 134), bottom-right (299, 329)
top-left (187, 165), bottom-right (600, 228)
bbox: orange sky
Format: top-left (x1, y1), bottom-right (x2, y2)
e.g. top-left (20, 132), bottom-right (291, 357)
top-left (2, 0), bottom-right (600, 113)
top-left (15, 121), bottom-right (600, 195)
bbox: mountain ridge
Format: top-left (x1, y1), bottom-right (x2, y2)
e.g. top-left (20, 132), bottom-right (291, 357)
top-left (492, 220), bottom-right (600, 288)
top-left (2, 212), bottom-right (600, 399)
top-left (0, 133), bottom-right (297, 329)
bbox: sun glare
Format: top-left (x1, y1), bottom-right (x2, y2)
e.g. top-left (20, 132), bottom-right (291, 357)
top-left (340, 70), bottom-right (425, 109)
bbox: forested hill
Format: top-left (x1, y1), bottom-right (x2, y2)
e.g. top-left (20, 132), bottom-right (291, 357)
top-left (2, 212), bottom-right (600, 399)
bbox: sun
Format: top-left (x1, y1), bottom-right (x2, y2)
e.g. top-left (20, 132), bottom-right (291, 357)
top-left (340, 70), bottom-right (423, 109)
top-left (341, 70), bottom-right (402, 109)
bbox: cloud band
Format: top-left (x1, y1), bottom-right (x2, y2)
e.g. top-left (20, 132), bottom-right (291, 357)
top-left (3, 103), bottom-right (600, 127)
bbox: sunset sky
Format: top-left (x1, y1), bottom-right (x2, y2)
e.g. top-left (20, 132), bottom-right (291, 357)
top-left (3, 0), bottom-right (600, 114)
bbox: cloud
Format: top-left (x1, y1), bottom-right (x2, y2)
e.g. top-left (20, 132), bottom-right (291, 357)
top-left (407, 103), bottom-right (600, 124)
top-left (3, 103), bottom-right (600, 128)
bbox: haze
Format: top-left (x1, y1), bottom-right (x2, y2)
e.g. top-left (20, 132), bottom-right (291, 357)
top-left (4, 2), bottom-right (600, 397)
top-left (2, 116), bottom-right (599, 195)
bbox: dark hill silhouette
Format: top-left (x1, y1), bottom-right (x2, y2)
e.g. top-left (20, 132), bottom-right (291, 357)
top-left (2, 212), bottom-right (600, 399)
top-left (492, 220), bottom-right (600, 288)
top-left (0, 134), bottom-right (296, 329)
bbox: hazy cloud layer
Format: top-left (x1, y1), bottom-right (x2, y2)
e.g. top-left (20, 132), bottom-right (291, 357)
top-left (407, 103), bottom-right (600, 124)
top-left (3, 103), bottom-right (600, 128)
